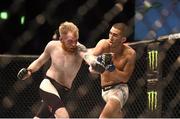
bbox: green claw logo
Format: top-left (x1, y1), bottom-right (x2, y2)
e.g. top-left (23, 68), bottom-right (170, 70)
top-left (147, 91), bottom-right (157, 111)
top-left (148, 50), bottom-right (158, 71)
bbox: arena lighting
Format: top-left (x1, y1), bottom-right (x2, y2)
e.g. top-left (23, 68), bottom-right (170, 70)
top-left (73, 0), bottom-right (98, 25)
top-left (20, 16), bottom-right (25, 25)
top-left (105, 2), bottom-right (124, 20)
top-left (0, 11), bottom-right (8, 20)
top-left (86, 2), bottom-right (125, 46)
top-left (77, 0), bottom-right (98, 16)
top-left (35, 14), bottom-right (45, 25)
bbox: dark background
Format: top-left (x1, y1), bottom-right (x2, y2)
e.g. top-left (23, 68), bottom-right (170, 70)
top-left (0, 0), bottom-right (179, 118)
top-left (0, 0), bottom-right (135, 54)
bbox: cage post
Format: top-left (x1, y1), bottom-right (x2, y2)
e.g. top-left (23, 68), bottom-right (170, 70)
top-left (146, 43), bottom-right (162, 117)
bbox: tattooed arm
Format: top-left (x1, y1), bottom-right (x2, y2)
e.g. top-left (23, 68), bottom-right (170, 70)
top-left (77, 42), bottom-right (94, 65)
top-left (77, 43), bottom-right (105, 73)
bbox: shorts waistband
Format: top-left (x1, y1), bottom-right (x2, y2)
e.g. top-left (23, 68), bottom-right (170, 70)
top-left (45, 75), bottom-right (70, 91)
top-left (102, 82), bottom-right (127, 91)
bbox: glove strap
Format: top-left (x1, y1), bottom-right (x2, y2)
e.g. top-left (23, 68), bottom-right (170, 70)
top-left (106, 64), bottom-right (115, 72)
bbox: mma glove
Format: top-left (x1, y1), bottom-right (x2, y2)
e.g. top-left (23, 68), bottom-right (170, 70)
top-left (17, 68), bottom-right (31, 80)
top-left (97, 53), bottom-right (115, 72)
top-left (105, 64), bottom-right (115, 72)
top-left (91, 60), bottom-right (105, 73)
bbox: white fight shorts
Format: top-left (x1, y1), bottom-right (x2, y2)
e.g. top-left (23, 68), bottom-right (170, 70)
top-left (102, 83), bottom-right (129, 109)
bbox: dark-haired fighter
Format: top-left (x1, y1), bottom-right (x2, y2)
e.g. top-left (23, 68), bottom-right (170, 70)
top-left (90, 23), bottom-right (136, 118)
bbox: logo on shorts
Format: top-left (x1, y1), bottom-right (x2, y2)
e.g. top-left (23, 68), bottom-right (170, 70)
top-left (148, 50), bottom-right (158, 71)
top-left (147, 91), bottom-right (157, 111)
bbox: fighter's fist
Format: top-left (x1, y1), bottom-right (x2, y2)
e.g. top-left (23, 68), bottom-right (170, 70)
top-left (105, 64), bottom-right (115, 72)
top-left (91, 60), bottom-right (105, 73)
top-left (17, 68), bottom-right (31, 80)
top-left (97, 53), bottom-right (115, 72)
top-left (97, 53), bottom-right (112, 66)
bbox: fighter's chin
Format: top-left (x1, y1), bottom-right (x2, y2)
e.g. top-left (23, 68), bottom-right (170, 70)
top-left (68, 48), bottom-right (77, 53)
top-left (65, 47), bottom-right (77, 53)
top-left (62, 44), bottom-right (77, 53)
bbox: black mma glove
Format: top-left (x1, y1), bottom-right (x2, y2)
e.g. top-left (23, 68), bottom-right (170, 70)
top-left (91, 60), bottom-right (105, 73)
top-left (17, 68), bottom-right (29, 80)
top-left (97, 53), bottom-right (115, 72)
top-left (105, 63), bottom-right (115, 72)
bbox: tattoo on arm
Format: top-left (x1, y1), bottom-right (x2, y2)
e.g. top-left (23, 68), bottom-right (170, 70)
top-left (84, 53), bottom-right (95, 64)
top-left (84, 54), bottom-right (90, 61)
top-left (77, 44), bottom-right (87, 52)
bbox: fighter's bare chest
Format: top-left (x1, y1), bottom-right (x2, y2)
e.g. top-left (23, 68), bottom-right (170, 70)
top-left (113, 55), bottom-right (127, 70)
top-left (51, 50), bottom-right (81, 67)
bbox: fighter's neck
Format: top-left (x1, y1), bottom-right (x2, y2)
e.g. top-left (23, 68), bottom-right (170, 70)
top-left (109, 43), bottom-right (124, 55)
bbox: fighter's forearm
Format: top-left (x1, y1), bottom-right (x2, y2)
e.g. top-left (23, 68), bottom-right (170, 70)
top-left (77, 43), bottom-right (96, 65)
top-left (27, 60), bottom-right (44, 73)
top-left (27, 51), bottom-right (50, 73)
top-left (83, 53), bottom-right (96, 65)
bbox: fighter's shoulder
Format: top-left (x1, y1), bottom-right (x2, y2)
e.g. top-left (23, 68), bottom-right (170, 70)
top-left (98, 39), bottom-right (108, 43)
top-left (45, 41), bottom-right (59, 51)
top-left (97, 39), bottom-right (109, 46)
top-left (46, 40), bottom-right (59, 46)
top-left (124, 45), bottom-right (136, 58)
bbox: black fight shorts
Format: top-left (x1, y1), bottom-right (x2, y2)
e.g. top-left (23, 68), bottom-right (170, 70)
top-left (39, 76), bottom-right (70, 114)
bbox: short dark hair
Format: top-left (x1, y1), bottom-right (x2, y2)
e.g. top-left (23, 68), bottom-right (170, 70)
top-left (112, 23), bottom-right (127, 37)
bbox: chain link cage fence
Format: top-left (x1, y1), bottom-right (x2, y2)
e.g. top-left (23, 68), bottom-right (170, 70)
top-left (0, 0), bottom-right (180, 118)
top-left (0, 37), bottom-right (179, 118)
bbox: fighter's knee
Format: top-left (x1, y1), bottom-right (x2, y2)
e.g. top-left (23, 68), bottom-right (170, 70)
top-left (120, 109), bottom-right (126, 117)
top-left (99, 113), bottom-right (106, 119)
top-left (54, 107), bottom-right (69, 118)
top-left (99, 112), bottom-right (110, 119)
top-left (99, 109), bottom-right (124, 118)
top-left (33, 116), bottom-right (40, 119)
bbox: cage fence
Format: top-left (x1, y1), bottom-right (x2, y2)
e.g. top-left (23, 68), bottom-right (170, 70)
top-left (0, 37), bottom-right (179, 118)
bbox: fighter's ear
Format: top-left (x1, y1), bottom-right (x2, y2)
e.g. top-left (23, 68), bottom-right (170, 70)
top-left (122, 37), bottom-right (126, 43)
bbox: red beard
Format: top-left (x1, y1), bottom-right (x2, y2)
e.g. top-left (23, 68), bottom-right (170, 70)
top-left (62, 43), bottom-right (77, 53)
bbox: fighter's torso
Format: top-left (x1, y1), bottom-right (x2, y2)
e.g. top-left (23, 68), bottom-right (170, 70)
top-left (46, 41), bottom-right (83, 88)
top-left (100, 40), bottom-right (132, 86)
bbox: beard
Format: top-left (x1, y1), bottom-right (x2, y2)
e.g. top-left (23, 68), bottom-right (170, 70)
top-left (62, 42), bottom-right (77, 53)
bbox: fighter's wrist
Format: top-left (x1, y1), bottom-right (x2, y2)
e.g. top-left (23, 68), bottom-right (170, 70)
top-left (105, 64), bottom-right (115, 72)
top-left (84, 54), bottom-right (96, 65)
top-left (27, 68), bottom-right (33, 74)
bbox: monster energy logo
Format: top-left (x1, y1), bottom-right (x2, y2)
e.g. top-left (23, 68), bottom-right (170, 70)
top-left (148, 50), bottom-right (158, 71)
top-left (147, 91), bottom-right (157, 111)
